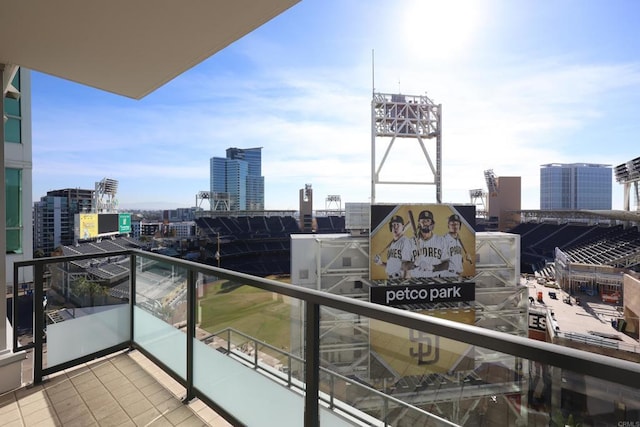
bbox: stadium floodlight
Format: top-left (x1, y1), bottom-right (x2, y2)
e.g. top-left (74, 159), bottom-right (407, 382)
top-left (96, 177), bottom-right (119, 195)
top-left (469, 188), bottom-right (485, 198)
top-left (615, 156), bottom-right (640, 184)
top-left (484, 169), bottom-right (499, 196)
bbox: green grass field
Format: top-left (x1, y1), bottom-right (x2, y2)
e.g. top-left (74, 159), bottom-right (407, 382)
top-left (198, 280), bottom-right (294, 352)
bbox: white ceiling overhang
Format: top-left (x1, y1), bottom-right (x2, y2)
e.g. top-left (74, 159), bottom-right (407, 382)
top-left (0, 0), bottom-right (299, 99)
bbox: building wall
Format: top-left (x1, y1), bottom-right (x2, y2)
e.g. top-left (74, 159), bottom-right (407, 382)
top-left (623, 273), bottom-right (640, 338)
top-left (226, 159), bottom-right (247, 210)
top-left (5, 67), bottom-right (33, 285)
top-left (487, 176), bottom-right (521, 231)
top-left (210, 157), bottom-right (226, 194)
top-left (540, 163), bottom-right (612, 210)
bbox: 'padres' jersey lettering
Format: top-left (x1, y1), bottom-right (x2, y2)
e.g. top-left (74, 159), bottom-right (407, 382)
top-left (411, 234), bottom-right (446, 278)
top-left (441, 234), bottom-right (463, 277)
top-left (448, 246), bottom-right (462, 257)
top-left (417, 247), bottom-right (442, 259)
top-left (388, 247), bottom-right (406, 259)
top-left (386, 236), bottom-right (415, 278)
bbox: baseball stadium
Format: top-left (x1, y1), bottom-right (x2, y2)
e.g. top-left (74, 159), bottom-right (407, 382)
top-left (15, 91), bottom-right (639, 426)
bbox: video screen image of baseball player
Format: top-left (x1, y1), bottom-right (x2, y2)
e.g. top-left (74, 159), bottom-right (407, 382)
top-left (370, 204), bottom-right (476, 281)
top-left (441, 214), bottom-right (474, 278)
top-left (409, 210), bottom-right (450, 278)
top-left (374, 214), bottom-right (416, 279)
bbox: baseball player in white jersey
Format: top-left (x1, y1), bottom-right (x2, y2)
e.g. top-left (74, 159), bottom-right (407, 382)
top-left (409, 210), bottom-right (449, 278)
top-left (375, 215), bottom-right (415, 279)
top-left (441, 214), bottom-right (473, 278)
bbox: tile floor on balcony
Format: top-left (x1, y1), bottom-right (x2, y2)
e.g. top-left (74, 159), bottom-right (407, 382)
top-left (0, 349), bottom-right (232, 426)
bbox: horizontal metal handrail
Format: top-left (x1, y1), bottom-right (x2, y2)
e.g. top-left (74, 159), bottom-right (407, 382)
top-left (116, 250), bottom-right (640, 390)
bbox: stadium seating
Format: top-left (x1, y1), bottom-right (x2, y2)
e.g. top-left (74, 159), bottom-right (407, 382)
top-left (508, 222), bottom-right (640, 274)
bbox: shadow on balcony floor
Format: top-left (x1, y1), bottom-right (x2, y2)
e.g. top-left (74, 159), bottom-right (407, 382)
top-left (0, 349), bottom-right (232, 426)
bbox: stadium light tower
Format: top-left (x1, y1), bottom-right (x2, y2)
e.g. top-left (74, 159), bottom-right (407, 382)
top-left (325, 195), bottom-right (341, 212)
top-left (370, 91), bottom-right (442, 203)
top-left (470, 188), bottom-right (487, 218)
top-left (614, 156), bottom-right (640, 211)
top-left (196, 191), bottom-right (211, 209)
top-left (94, 177), bottom-right (118, 213)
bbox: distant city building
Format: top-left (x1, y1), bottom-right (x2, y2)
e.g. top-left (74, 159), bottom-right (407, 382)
top-left (33, 188), bottom-right (93, 256)
top-left (488, 176), bottom-right (521, 231)
top-left (209, 147), bottom-right (264, 211)
top-left (163, 207), bottom-right (201, 222)
top-left (299, 184), bottom-right (313, 232)
top-left (540, 163), bottom-right (612, 210)
top-left (168, 221), bottom-right (196, 238)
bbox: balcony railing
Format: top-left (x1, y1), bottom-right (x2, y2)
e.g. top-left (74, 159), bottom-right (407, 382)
top-left (12, 249), bottom-right (640, 426)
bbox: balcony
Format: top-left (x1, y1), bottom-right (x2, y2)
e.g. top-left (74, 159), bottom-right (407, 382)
top-left (2, 349), bottom-right (229, 426)
top-left (7, 250), bottom-right (640, 426)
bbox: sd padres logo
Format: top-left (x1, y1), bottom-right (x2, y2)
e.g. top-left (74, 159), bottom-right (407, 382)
top-left (409, 330), bottom-right (440, 365)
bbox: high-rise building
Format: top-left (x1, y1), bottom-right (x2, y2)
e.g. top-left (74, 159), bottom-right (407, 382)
top-left (33, 188), bottom-right (94, 255)
top-left (540, 163), bottom-right (612, 210)
top-left (209, 147), bottom-right (264, 211)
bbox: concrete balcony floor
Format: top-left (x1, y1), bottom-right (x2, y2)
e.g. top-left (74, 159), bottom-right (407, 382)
top-left (0, 350), bottom-right (232, 426)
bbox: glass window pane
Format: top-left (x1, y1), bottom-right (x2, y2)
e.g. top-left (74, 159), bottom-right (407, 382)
top-left (7, 229), bottom-right (21, 254)
top-left (4, 97), bottom-right (20, 116)
top-left (6, 168), bottom-right (22, 253)
top-left (5, 117), bottom-right (21, 143)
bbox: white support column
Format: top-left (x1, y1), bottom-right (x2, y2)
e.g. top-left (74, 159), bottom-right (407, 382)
top-left (1, 63), bottom-right (8, 354)
top-left (0, 63), bottom-right (27, 394)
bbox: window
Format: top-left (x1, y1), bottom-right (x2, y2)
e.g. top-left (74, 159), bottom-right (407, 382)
top-left (6, 168), bottom-right (22, 254)
top-left (4, 71), bottom-right (21, 144)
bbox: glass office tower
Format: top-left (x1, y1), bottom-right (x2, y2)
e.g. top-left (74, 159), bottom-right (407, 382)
top-left (540, 163), bottom-right (612, 210)
top-left (210, 147), bottom-right (264, 211)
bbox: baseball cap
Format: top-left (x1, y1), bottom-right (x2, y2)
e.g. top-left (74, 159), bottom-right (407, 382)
top-left (418, 210), bottom-right (434, 221)
top-left (389, 215), bottom-right (404, 225)
top-left (448, 214), bottom-right (461, 223)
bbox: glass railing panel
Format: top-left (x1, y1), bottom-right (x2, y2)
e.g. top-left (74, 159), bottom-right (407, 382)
top-left (133, 254), bottom-right (188, 379)
top-left (11, 264), bottom-right (35, 351)
top-left (193, 273), bottom-right (306, 426)
top-left (317, 305), bottom-right (640, 427)
top-left (44, 256), bottom-right (130, 368)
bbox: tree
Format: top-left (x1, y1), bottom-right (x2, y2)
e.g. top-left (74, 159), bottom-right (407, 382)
top-left (72, 276), bottom-right (109, 307)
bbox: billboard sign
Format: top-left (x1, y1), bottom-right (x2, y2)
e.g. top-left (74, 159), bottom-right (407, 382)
top-left (78, 213), bottom-right (98, 239)
top-left (370, 282), bottom-right (476, 306)
top-left (98, 213), bottom-right (119, 234)
top-left (119, 213), bottom-right (132, 234)
top-left (370, 203), bottom-right (476, 283)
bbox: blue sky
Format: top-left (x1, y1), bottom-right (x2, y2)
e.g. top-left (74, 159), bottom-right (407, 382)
top-left (31, 0), bottom-right (640, 211)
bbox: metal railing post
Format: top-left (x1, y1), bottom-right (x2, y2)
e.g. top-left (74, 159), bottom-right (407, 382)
top-left (185, 268), bottom-right (196, 401)
top-left (12, 262), bottom-right (19, 351)
top-left (129, 253), bottom-right (136, 346)
top-left (304, 302), bottom-right (320, 427)
top-left (33, 262), bottom-right (44, 383)
top-left (253, 338), bottom-right (259, 368)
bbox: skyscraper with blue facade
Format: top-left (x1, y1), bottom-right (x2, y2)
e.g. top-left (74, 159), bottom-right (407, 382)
top-left (540, 163), bottom-right (612, 210)
top-left (210, 147), bottom-right (264, 211)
